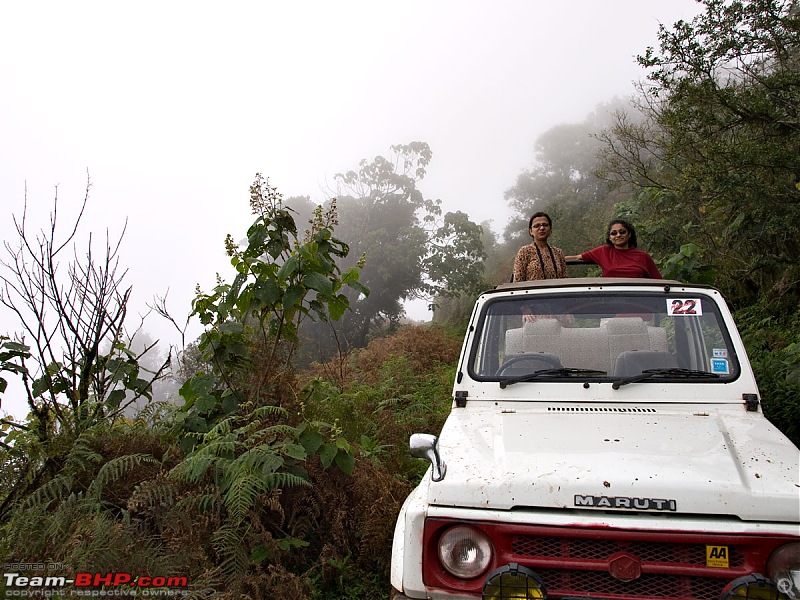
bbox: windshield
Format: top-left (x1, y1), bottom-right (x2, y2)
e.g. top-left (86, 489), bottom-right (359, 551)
top-left (469, 291), bottom-right (739, 384)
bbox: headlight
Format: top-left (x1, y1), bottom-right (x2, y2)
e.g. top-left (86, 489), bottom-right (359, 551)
top-left (767, 542), bottom-right (800, 599)
top-left (482, 563), bottom-right (547, 600)
top-left (438, 525), bottom-right (493, 579)
top-left (720, 574), bottom-right (790, 599)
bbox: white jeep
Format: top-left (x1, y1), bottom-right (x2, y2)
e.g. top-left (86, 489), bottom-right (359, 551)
top-left (390, 277), bottom-right (800, 600)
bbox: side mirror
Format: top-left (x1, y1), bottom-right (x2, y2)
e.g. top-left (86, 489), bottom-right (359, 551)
top-left (409, 433), bottom-right (447, 482)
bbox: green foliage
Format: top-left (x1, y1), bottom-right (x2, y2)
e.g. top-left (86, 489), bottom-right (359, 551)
top-left (657, 242), bottom-right (715, 284)
top-left (423, 210), bottom-right (487, 302)
top-left (299, 379), bottom-right (390, 474)
top-left (302, 325), bottom-right (461, 482)
top-left (301, 142), bottom-right (486, 356)
top-left (503, 100), bottom-right (632, 259)
top-left (276, 324), bottom-right (461, 600)
top-left (307, 554), bottom-right (387, 600)
top-left (169, 402), bottom-right (314, 588)
top-left (159, 176), bottom-right (371, 594)
top-left (0, 420), bottom-right (175, 570)
top-left (0, 187), bottom-right (171, 526)
top-left (0, 168), bottom-right (480, 598)
top-left (1, 185), bottom-right (170, 439)
top-left (1, 175), bottom-right (378, 599)
top-left (0, 337), bottom-right (29, 396)
top-left (736, 303), bottom-right (800, 447)
top-left (179, 175), bottom-right (368, 438)
top-left (599, 0), bottom-right (800, 303)
top-left (588, 0), bottom-right (800, 447)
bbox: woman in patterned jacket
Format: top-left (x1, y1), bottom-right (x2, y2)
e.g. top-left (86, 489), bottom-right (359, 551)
top-left (513, 212), bottom-right (567, 282)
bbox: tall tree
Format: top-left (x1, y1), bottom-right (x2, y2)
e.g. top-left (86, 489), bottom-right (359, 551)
top-left (503, 100), bottom-right (634, 266)
top-left (301, 143), bottom-right (486, 357)
top-left (597, 0), bottom-right (800, 303)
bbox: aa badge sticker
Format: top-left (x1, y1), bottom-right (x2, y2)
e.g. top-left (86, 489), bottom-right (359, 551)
top-left (706, 545), bottom-right (730, 568)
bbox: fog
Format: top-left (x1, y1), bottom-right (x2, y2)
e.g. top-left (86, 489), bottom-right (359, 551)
top-left (0, 1), bottom-right (703, 418)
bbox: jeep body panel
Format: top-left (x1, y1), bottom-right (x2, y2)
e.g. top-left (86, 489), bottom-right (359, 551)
top-left (426, 405), bottom-right (800, 521)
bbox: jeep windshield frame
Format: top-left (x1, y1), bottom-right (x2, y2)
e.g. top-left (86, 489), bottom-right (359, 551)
top-left (467, 288), bottom-right (741, 385)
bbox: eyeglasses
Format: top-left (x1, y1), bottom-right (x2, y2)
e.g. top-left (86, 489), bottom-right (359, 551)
top-left (531, 223), bottom-right (550, 229)
top-left (609, 229), bottom-right (628, 236)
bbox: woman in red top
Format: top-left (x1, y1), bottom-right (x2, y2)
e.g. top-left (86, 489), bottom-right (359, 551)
top-left (565, 219), bottom-right (662, 279)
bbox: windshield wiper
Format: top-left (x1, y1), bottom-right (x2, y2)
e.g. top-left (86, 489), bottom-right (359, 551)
top-left (612, 368), bottom-right (721, 390)
top-left (499, 368), bottom-right (608, 388)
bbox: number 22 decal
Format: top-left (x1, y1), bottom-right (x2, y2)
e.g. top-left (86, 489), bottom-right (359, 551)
top-left (667, 299), bottom-right (703, 316)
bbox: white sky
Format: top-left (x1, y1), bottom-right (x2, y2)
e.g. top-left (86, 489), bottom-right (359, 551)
top-left (0, 1), bottom-right (703, 418)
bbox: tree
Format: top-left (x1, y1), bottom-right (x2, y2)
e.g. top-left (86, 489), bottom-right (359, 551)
top-left (163, 175), bottom-right (376, 592)
top-left (0, 182), bottom-right (168, 431)
top-left (593, 0), bottom-right (800, 444)
top-left (301, 143), bottom-right (486, 356)
top-left (597, 0), bottom-right (800, 303)
top-left (1, 175), bottom-right (373, 596)
top-left (179, 175), bottom-right (369, 433)
top-left (503, 100), bottom-right (634, 262)
top-left (0, 178), bottom-right (169, 521)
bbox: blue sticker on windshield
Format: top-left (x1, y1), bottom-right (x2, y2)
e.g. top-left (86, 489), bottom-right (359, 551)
top-left (711, 358), bottom-right (729, 374)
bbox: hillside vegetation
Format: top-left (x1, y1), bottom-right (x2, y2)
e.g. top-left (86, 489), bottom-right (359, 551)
top-left (2, 2), bottom-right (799, 597)
top-left (0, 177), bottom-right (462, 599)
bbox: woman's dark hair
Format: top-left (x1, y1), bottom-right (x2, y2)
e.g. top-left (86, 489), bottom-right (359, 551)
top-left (528, 212), bottom-right (552, 232)
top-left (605, 218), bottom-right (638, 248)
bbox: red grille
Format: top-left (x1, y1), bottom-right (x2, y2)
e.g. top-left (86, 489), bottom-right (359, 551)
top-left (422, 519), bottom-right (795, 600)
top-left (536, 569), bottom-right (723, 599)
top-left (512, 535), bottom-right (745, 566)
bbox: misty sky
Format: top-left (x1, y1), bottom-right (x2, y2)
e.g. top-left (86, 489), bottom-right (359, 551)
top-left (0, 1), bottom-right (703, 417)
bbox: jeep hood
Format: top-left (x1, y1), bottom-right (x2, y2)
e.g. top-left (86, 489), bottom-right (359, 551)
top-left (427, 407), bottom-right (800, 522)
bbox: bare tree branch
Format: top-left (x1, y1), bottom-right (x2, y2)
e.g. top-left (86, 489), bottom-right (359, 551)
top-left (1, 174), bottom-right (169, 438)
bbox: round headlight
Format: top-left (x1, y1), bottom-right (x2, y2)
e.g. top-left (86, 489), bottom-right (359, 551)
top-left (720, 574), bottom-right (789, 599)
top-left (482, 563), bottom-right (547, 600)
top-left (438, 525), bottom-right (493, 579)
top-left (767, 542), bottom-right (800, 599)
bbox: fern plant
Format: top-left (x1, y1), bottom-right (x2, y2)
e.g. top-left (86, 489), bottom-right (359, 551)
top-left (167, 401), bottom-right (314, 591)
top-left (0, 421), bottom-right (169, 567)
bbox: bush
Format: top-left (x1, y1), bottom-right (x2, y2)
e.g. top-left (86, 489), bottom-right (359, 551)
top-left (737, 305), bottom-right (800, 448)
top-left (299, 324), bottom-right (461, 482)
